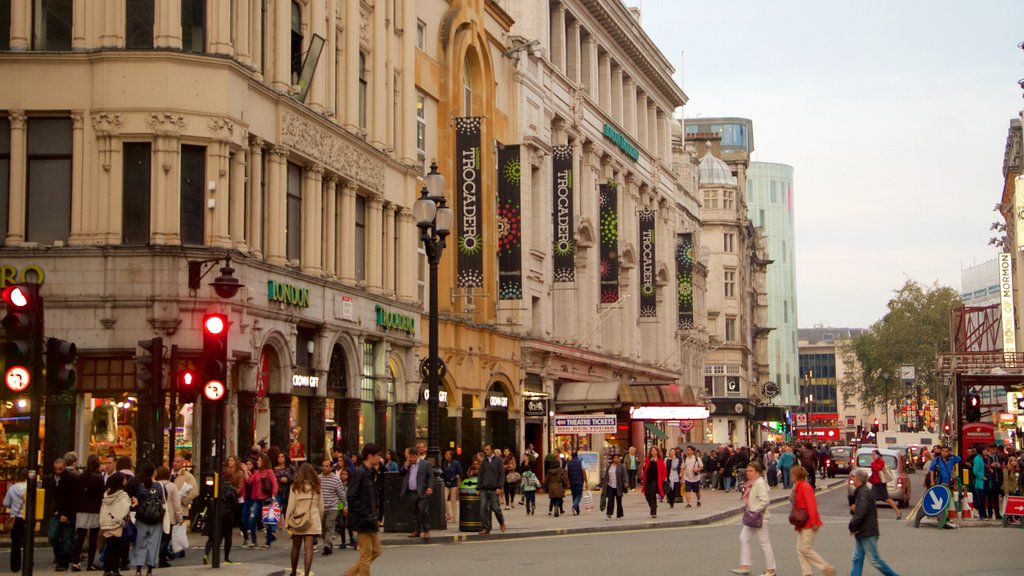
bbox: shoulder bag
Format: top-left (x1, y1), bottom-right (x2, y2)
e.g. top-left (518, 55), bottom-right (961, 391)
top-left (261, 471), bottom-right (273, 495)
top-left (787, 491), bottom-right (808, 526)
top-left (742, 508), bottom-right (763, 528)
top-left (878, 465), bottom-right (894, 484)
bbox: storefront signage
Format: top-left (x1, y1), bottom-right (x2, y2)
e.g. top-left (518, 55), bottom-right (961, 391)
top-left (554, 414), bottom-right (617, 435)
top-left (0, 265), bottom-right (45, 287)
top-left (525, 398), bottom-right (547, 418)
top-left (999, 253), bottom-right (1016, 352)
top-left (487, 393), bottom-right (509, 409)
top-left (628, 405), bottom-right (710, 420)
top-left (268, 279), bottom-right (310, 308)
top-left (341, 296), bottom-right (354, 320)
top-left (676, 234), bottom-right (694, 329)
top-left (375, 304), bottom-right (415, 335)
top-left (998, 412), bottom-right (1016, 428)
top-left (422, 389), bottom-right (448, 404)
top-left (292, 374), bottom-right (319, 389)
top-left (602, 123), bottom-right (639, 161)
top-left (678, 419), bottom-right (694, 432)
top-left (496, 145), bottom-right (523, 300)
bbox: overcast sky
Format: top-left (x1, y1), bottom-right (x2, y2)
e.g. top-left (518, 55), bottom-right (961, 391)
top-left (626, 0), bottom-right (1024, 328)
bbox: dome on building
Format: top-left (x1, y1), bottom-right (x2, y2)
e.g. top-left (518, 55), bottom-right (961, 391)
top-left (698, 147), bottom-right (737, 187)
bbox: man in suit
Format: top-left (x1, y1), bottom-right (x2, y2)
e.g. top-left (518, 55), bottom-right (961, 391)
top-left (400, 446), bottom-right (433, 541)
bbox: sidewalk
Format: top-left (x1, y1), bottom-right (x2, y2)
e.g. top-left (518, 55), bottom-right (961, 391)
top-left (25, 564), bottom-right (286, 576)
top-left (379, 478), bottom-right (848, 545)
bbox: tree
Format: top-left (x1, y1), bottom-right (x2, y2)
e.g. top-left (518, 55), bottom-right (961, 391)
top-left (838, 280), bottom-right (960, 413)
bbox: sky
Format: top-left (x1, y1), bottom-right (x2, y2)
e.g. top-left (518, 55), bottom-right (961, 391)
top-left (626, 0), bottom-right (1024, 328)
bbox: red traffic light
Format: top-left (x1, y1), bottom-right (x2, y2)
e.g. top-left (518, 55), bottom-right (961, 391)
top-left (181, 371), bottom-right (194, 386)
top-left (2, 286), bottom-right (30, 309)
top-left (203, 380), bottom-right (225, 401)
top-left (873, 418), bottom-right (879, 426)
top-left (968, 395), bottom-right (980, 407)
top-left (4, 366), bottom-right (30, 392)
top-left (204, 315), bottom-right (226, 335)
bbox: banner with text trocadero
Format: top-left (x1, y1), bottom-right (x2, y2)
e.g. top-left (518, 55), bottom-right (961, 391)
top-left (455, 117), bottom-right (484, 288)
top-left (552, 145), bottom-right (575, 283)
top-left (497, 145), bottom-right (522, 300)
top-left (676, 233), bottom-right (694, 329)
top-left (639, 210), bottom-right (657, 317)
top-left (599, 183), bottom-right (619, 303)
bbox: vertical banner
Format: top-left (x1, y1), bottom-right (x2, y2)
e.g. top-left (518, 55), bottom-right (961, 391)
top-left (999, 252), bottom-right (1017, 352)
top-left (552, 145), bottom-right (575, 283)
top-left (639, 210), bottom-right (657, 317)
top-left (455, 117), bottom-right (484, 288)
top-left (599, 183), bottom-right (619, 304)
top-left (497, 145), bottom-right (522, 300)
top-left (677, 233), bottom-right (694, 329)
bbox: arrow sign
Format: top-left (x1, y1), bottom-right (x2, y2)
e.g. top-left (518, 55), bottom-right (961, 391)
top-left (921, 485), bottom-right (950, 517)
top-left (1003, 495), bottom-right (1024, 518)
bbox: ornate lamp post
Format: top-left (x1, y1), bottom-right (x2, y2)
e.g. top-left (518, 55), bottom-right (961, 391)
top-left (414, 161), bottom-right (453, 467)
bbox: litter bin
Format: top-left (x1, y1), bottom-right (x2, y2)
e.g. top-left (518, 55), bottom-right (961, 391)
top-left (458, 477), bottom-right (481, 532)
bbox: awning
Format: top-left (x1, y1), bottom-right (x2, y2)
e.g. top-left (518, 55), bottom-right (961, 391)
top-left (644, 422), bottom-right (668, 439)
top-left (555, 380), bottom-right (684, 411)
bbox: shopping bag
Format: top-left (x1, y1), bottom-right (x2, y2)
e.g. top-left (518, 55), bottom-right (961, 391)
top-left (599, 489), bottom-right (607, 512)
top-left (581, 489), bottom-right (594, 512)
top-left (170, 523), bottom-right (189, 553)
top-left (262, 500), bottom-right (282, 525)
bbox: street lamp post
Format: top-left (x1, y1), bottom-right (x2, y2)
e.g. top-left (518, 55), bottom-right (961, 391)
top-left (414, 161), bottom-right (453, 468)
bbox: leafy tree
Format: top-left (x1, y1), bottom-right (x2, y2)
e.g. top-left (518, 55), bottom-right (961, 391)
top-left (838, 280), bottom-right (960, 411)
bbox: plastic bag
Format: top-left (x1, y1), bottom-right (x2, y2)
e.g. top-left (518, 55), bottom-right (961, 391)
top-left (170, 523), bottom-right (189, 553)
top-left (581, 490), bottom-right (594, 512)
top-left (262, 500), bottom-right (282, 525)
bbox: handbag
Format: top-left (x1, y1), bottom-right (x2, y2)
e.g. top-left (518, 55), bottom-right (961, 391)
top-left (788, 506), bottom-right (808, 526)
top-left (878, 466), bottom-right (894, 484)
top-left (262, 500), bottom-right (282, 525)
top-left (742, 508), bottom-right (763, 528)
top-left (506, 471), bottom-right (521, 484)
top-left (581, 489), bottom-right (594, 511)
top-left (260, 472), bottom-right (273, 495)
top-left (122, 519), bottom-right (138, 542)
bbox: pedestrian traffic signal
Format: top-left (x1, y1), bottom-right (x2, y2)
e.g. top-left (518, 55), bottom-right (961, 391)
top-left (966, 393), bottom-right (981, 422)
top-left (871, 418), bottom-right (879, 433)
top-left (2, 284), bottom-right (42, 397)
top-left (136, 337), bottom-right (164, 403)
top-left (943, 422), bottom-right (951, 435)
top-left (46, 338), bottom-right (77, 394)
top-left (178, 369), bottom-right (197, 404)
top-left (202, 313), bottom-right (228, 403)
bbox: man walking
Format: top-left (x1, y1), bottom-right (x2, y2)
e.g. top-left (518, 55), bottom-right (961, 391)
top-left (171, 455), bottom-right (199, 517)
top-left (778, 446), bottom-right (796, 489)
top-left (400, 446), bottom-right (432, 541)
top-left (43, 457), bottom-right (77, 571)
top-left (344, 444), bottom-right (382, 576)
top-left (800, 443), bottom-right (818, 489)
top-left (477, 444), bottom-right (506, 534)
top-left (682, 445), bottom-right (703, 508)
top-left (320, 459), bottom-right (345, 555)
top-left (914, 445), bottom-right (960, 529)
top-left (625, 447), bottom-right (639, 491)
top-left (849, 469), bottom-right (900, 576)
top-left (566, 452), bottom-right (588, 515)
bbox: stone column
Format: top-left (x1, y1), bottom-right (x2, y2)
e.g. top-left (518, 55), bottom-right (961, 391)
top-left (249, 0), bottom-right (264, 78)
top-left (268, 394), bottom-right (293, 453)
top-left (43, 389), bottom-right (77, 473)
top-left (325, 1), bottom-right (337, 117)
top-left (598, 50), bottom-right (611, 111)
top-left (207, 0), bottom-right (232, 55)
top-left (396, 208), bottom-right (415, 303)
top-left (647, 101), bottom-right (657, 152)
top-left (229, 147), bottom-right (247, 250)
top-left (68, 111), bottom-right (86, 244)
top-left (236, 391), bottom-right (257, 453)
top-left (71, 0), bottom-right (89, 50)
top-left (308, 396), bottom-right (328, 464)
top-left (9, 0), bottom-right (30, 50)
top-left (395, 403), bottom-right (417, 456)
top-left (612, 65), bottom-right (623, 125)
top-left (580, 34), bottom-right (595, 95)
top-left (383, 203), bottom-right (396, 296)
top-left (301, 164), bottom-right (324, 275)
top-left (266, 146), bottom-right (289, 264)
top-left (211, 141), bottom-right (232, 247)
top-left (366, 196), bottom-right (384, 293)
top-left (339, 183), bottom-right (357, 283)
top-left (307, 0), bottom-right (327, 114)
top-left (344, 0), bottom-right (360, 132)
top-left (273, 0), bottom-right (291, 91)
top-left (339, 397), bottom-right (362, 455)
top-left (5, 111), bottom-right (25, 245)
top-left (234, 0), bottom-right (251, 66)
top-left (374, 399), bottom-right (388, 449)
top-left (324, 175), bottom-right (338, 277)
top-left (152, 134), bottom-right (181, 244)
top-left (636, 94), bottom-right (648, 151)
top-left (370, 2), bottom-right (386, 148)
top-left (550, 4), bottom-right (566, 73)
top-left (248, 137), bottom-right (264, 257)
top-left (154, 0), bottom-right (182, 49)
top-left (624, 78), bottom-right (636, 136)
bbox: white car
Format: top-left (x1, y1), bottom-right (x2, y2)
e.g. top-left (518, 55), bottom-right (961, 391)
top-left (847, 447), bottom-right (911, 508)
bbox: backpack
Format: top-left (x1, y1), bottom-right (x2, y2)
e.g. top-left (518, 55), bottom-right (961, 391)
top-left (136, 483), bottom-right (166, 525)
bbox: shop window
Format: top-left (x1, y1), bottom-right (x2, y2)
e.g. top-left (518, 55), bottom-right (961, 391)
top-left (359, 341), bottom-right (377, 447)
top-left (180, 144), bottom-right (206, 245)
top-left (355, 195), bottom-right (366, 281)
top-left (0, 1), bottom-right (11, 50)
top-left (26, 117), bottom-right (71, 244)
top-left (34, 0), bottom-right (71, 51)
top-left (286, 162), bottom-right (301, 261)
top-left (181, 0), bottom-right (205, 53)
top-left (122, 142), bottom-right (152, 244)
top-left (0, 116), bottom-right (8, 242)
top-left (290, 1), bottom-right (303, 84)
top-left (125, 0), bottom-right (154, 49)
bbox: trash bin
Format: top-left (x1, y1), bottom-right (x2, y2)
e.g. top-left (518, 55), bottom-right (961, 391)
top-left (458, 477), bottom-right (482, 532)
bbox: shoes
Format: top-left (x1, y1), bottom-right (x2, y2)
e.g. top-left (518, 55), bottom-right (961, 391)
top-left (943, 523), bottom-right (959, 529)
top-left (500, 523), bottom-right (507, 533)
top-left (422, 532), bottom-right (430, 542)
top-left (896, 510), bottom-right (901, 520)
top-left (407, 532), bottom-right (420, 538)
top-left (202, 555), bottom-right (208, 565)
top-left (685, 504), bottom-right (692, 508)
top-left (697, 501), bottom-right (702, 507)
top-left (258, 544), bottom-right (270, 549)
top-left (477, 529), bottom-right (490, 535)
top-left (606, 516), bottom-right (611, 520)
top-left (548, 511), bottom-right (552, 516)
top-left (72, 565), bottom-right (82, 572)
top-left (823, 566), bottom-right (837, 576)
top-left (554, 510), bottom-right (560, 517)
top-left (321, 548), bottom-right (332, 556)
top-left (729, 569), bottom-right (750, 575)
top-left (157, 562), bottom-right (171, 569)
top-left (89, 565), bottom-right (103, 572)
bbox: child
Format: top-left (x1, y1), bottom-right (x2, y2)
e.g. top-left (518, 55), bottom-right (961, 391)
top-left (520, 469), bottom-right (540, 515)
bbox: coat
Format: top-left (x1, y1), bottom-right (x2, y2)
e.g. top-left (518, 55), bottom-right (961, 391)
top-left (400, 459), bottom-right (433, 498)
top-left (849, 483), bottom-right (880, 539)
top-left (545, 466), bottom-right (568, 499)
top-left (99, 490), bottom-right (131, 537)
top-left (639, 457), bottom-right (667, 497)
top-left (284, 484), bottom-right (323, 536)
top-left (602, 463), bottom-right (628, 497)
top-left (792, 479), bottom-right (822, 531)
top-left (171, 469), bottom-right (200, 509)
top-left (347, 464), bottom-right (379, 533)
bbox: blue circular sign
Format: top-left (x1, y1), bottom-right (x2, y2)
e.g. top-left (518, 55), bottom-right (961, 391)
top-left (922, 485), bottom-right (951, 516)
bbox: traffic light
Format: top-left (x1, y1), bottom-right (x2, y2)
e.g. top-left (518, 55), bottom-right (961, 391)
top-left (46, 338), bottom-right (77, 394)
top-left (966, 393), bottom-right (981, 422)
top-left (2, 284), bottom-right (42, 397)
top-left (871, 418), bottom-right (880, 433)
top-left (178, 369), bottom-right (197, 405)
top-left (943, 421), bottom-right (951, 435)
top-left (136, 337), bottom-right (164, 403)
top-left (201, 313), bottom-right (228, 403)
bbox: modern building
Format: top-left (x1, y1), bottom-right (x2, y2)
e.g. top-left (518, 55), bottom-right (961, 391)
top-left (960, 258), bottom-right (1000, 307)
top-left (747, 162), bottom-right (799, 409)
top-left (0, 1), bottom-right (424, 475)
top-left (685, 117), bottom-right (755, 155)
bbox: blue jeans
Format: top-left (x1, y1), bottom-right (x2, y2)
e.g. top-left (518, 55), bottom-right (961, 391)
top-left (48, 516), bottom-right (75, 568)
top-left (247, 498), bottom-right (276, 545)
top-left (723, 475), bottom-right (735, 491)
top-left (781, 467), bottom-right (791, 489)
top-left (851, 536), bottom-right (899, 576)
top-left (570, 484), bottom-right (583, 513)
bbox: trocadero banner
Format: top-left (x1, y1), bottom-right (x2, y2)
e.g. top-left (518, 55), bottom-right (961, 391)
top-left (599, 183), bottom-right (619, 304)
top-left (497, 145), bottom-right (522, 300)
top-left (455, 117), bottom-right (483, 288)
top-left (676, 233), bottom-right (694, 329)
top-left (639, 210), bottom-right (657, 317)
top-left (552, 145), bottom-right (575, 283)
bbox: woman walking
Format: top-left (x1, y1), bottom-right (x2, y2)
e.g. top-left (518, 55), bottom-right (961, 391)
top-left (544, 460), bottom-right (568, 517)
top-left (244, 454), bottom-right (279, 548)
top-left (272, 450), bottom-right (295, 515)
top-left (640, 446), bottom-right (666, 518)
top-left (5, 469), bottom-right (28, 572)
top-left (731, 461), bottom-right (776, 576)
top-left (72, 455), bottom-right (105, 571)
top-left (285, 463), bottom-right (323, 576)
top-left (502, 448), bottom-right (520, 510)
top-left (666, 448), bottom-right (682, 509)
top-left (99, 474), bottom-right (131, 576)
top-left (868, 451), bottom-right (900, 520)
top-left (154, 466), bottom-right (182, 568)
top-left (790, 465), bottom-right (836, 576)
top-left (441, 450), bottom-right (462, 522)
top-left (131, 463), bottom-right (166, 576)
top-left (765, 449), bottom-right (779, 489)
top-left (202, 479), bottom-right (237, 564)
top-left (222, 456), bottom-right (247, 546)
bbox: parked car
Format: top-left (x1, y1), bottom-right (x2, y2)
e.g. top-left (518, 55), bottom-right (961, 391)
top-left (847, 447), bottom-right (911, 508)
top-left (825, 445), bottom-right (853, 478)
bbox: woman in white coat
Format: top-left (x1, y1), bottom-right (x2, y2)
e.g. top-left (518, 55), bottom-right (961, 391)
top-left (731, 460), bottom-right (776, 576)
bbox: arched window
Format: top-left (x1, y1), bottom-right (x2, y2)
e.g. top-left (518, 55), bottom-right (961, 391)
top-left (290, 2), bottom-right (303, 84)
top-left (358, 53), bottom-right (368, 130)
top-left (462, 57), bottom-right (472, 116)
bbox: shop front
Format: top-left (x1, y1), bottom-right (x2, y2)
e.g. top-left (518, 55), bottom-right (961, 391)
top-left (706, 399), bottom-right (757, 447)
top-left (483, 383), bottom-right (516, 452)
top-left (627, 405), bottom-right (711, 453)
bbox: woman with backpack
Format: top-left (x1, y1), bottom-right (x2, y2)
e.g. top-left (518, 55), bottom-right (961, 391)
top-left (202, 479), bottom-right (237, 565)
top-left (244, 454), bottom-right (279, 548)
top-left (285, 463), bottom-right (323, 576)
top-left (99, 473), bottom-right (131, 576)
top-left (130, 463), bottom-right (166, 576)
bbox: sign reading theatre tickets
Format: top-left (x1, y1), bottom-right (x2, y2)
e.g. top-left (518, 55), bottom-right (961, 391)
top-left (554, 414), bottom-right (617, 435)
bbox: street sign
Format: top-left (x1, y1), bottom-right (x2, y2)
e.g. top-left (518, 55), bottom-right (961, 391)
top-left (554, 414), bottom-right (617, 435)
top-left (1003, 495), bottom-right (1024, 517)
top-left (921, 485), bottom-right (951, 517)
top-left (679, 419), bottom-right (694, 432)
top-left (796, 413), bottom-right (807, 426)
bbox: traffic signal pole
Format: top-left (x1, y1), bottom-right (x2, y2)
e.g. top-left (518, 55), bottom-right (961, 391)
top-left (21, 287), bottom-right (43, 576)
top-left (168, 345), bottom-right (178, 470)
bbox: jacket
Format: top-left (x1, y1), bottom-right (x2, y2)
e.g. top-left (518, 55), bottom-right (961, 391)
top-left (43, 471), bottom-right (77, 519)
top-left (792, 479), bottom-right (822, 531)
top-left (245, 468), bottom-right (278, 501)
top-left (441, 459), bottom-right (463, 488)
top-left (284, 484), bottom-right (323, 536)
top-left (545, 466), bottom-right (568, 499)
top-left (76, 471), bottom-right (105, 514)
top-left (601, 463), bottom-right (628, 497)
top-left (745, 476), bottom-right (770, 514)
top-left (400, 459), bottom-right (433, 498)
top-left (566, 458), bottom-right (587, 486)
top-left (171, 468), bottom-right (200, 509)
top-left (478, 455), bottom-right (505, 490)
top-left (778, 451), bottom-right (796, 469)
top-left (99, 490), bottom-right (131, 537)
top-left (972, 454), bottom-right (987, 489)
top-left (158, 480), bottom-right (183, 531)
top-left (347, 464), bottom-right (379, 533)
top-left (639, 457), bottom-right (666, 497)
top-left (849, 483), bottom-right (880, 539)
top-left (799, 447), bottom-right (818, 470)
